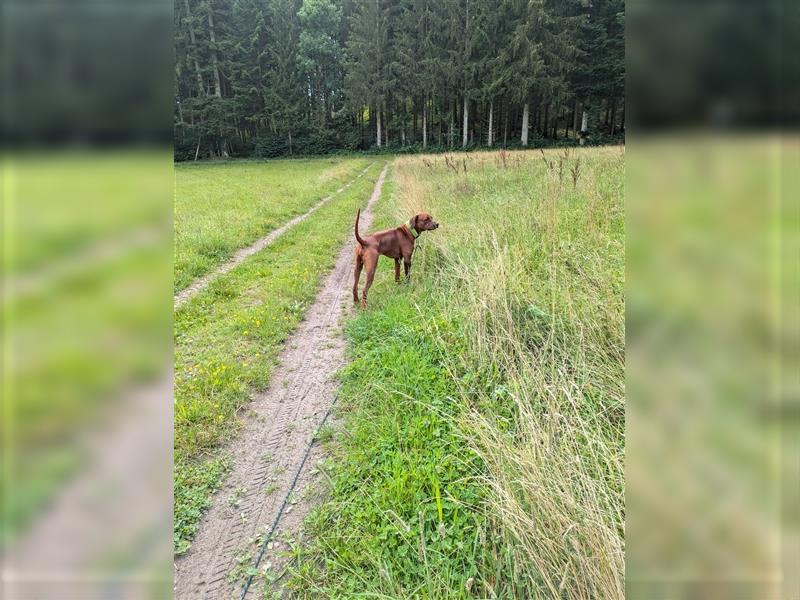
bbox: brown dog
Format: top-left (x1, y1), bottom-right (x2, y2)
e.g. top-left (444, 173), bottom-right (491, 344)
top-left (353, 210), bottom-right (439, 308)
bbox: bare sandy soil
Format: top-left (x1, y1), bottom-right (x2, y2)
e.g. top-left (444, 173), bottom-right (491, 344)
top-left (3, 378), bottom-right (173, 600)
top-left (174, 165), bottom-right (387, 600)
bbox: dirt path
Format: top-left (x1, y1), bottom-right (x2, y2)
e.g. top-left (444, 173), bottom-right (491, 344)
top-left (174, 162), bottom-right (376, 310)
top-left (3, 377), bottom-right (173, 599)
top-left (174, 164), bottom-right (388, 600)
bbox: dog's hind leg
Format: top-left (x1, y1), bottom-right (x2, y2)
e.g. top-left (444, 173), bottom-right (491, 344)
top-left (360, 252), bottom-right (378, 309)
top-left (394, 258), bottom-right (401, 283)
top-left (353, 252), bottom-right (363, 304)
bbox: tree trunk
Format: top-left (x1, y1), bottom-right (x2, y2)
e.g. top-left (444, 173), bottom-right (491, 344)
top-left (521, 102), bottom-right (529, 146)
top-left (437, 115), bottom-right (442, 146)
top-left (183, 0), bottom-right (205, 96)
top-left (422, 99), bottom-right (428, 148)
top-left (384, 105), bottom-right (389, 147)
top-left (449, 105), bottom-right (454, 147)
top-left (566, 101), bottom-right (574, 138)
top-left (580, 108), bottom-right (588, 146)
top-left (609, 97), bottom-right (617, 135)
top-left (552, 102), bottom-right (559, 138)
top-left (487, 100), bottom-right (493, 147)
top-left (462, 0), bottom-right (471, 149)
top-left (376, 106), bottom-right (382, 148)
top-left (207, 7), bottom-right (222, 98)
top-left (438, 101), bottom-right (443, 145)
top-left (462, 94), bottom-right (469, 148)
top-left (543, 103), bottom-right (549, 138)
top-left (573, 100), bottom-right (580, 137)
top-left (503, 100), bottom-right (508, 145)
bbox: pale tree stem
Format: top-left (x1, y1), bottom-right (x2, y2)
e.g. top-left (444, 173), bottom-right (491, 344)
top-left (376, 106), bottom-right (382, 148)
top-left (580, 109), bottom-right (588, 146)
top-left (462, 94), bottom-right (469, 148)
top-left (422, 98), bottom-right (427, 148)
top-left (521, 102), bottom-right (529, 146)
top-left (487, 100), bottom-right (493, 147)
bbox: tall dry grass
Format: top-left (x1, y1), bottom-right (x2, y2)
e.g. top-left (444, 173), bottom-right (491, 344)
top-left (394, 148), bottom-right (625, 599)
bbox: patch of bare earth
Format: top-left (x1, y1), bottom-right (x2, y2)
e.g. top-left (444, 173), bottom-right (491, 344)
top-left (174, 165), bottom-right (388, 600)
top-left (3, 378), bottom-right (173, 599)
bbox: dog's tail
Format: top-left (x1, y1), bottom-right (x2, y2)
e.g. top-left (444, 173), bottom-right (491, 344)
top-left (354, 208), bottom-right (367, 247)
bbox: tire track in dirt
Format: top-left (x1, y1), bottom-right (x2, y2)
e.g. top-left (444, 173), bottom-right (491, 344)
top-left (174, 164), bottom-right (388, 600)
top-left (174, 161), bottom-right (376, 310)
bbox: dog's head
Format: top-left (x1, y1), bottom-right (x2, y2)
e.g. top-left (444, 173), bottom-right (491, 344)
top-left (411, 213), bottom-right (439, 232)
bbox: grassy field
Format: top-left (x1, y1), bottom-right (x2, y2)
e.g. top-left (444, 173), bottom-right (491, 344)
top-left (3, 151), bottom-right (171, 547)
top-left (286, 148), bottom-right (625, 598)
top-left (173, 162), bottom-right (384, 554)
top-left (174, 157), bottom-right (373, 291)
top-left (171, 148), bottom-right (624, 596)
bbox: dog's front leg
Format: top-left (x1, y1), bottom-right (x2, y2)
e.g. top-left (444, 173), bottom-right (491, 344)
top-left (403, 258), bottom-right (412, 281)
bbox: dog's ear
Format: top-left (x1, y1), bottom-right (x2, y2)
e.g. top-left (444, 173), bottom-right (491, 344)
top-left (412, 214), bottom-right (419, 229)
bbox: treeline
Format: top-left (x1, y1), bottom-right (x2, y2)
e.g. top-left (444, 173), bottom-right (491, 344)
top-left (175, 0), bottom-right (624, 160)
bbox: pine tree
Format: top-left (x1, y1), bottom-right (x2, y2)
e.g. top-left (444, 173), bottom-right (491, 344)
top-left (298, 0), bottom-right (344, 125)
top-left (500, 0), bottom-right (545, 146)
top-left (172, 0), bottom-right (625, 159)
top-left (345, 0), bottom-right (392, 148)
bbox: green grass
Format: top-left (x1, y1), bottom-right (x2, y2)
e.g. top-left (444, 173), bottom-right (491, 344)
top-left (288, 148), bottom-right (625, 598)
top-left (5, 151), bottom-right (167, 276)
top-left (173, 162), bottom-right (384, 555)
top-left (174, 157), bottom-right (373, 291)
top-left (3, 150), bottom-right (171, 547)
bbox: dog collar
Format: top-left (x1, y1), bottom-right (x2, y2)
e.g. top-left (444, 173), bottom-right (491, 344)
top-left (405, 220), bottom-right (420, 239)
